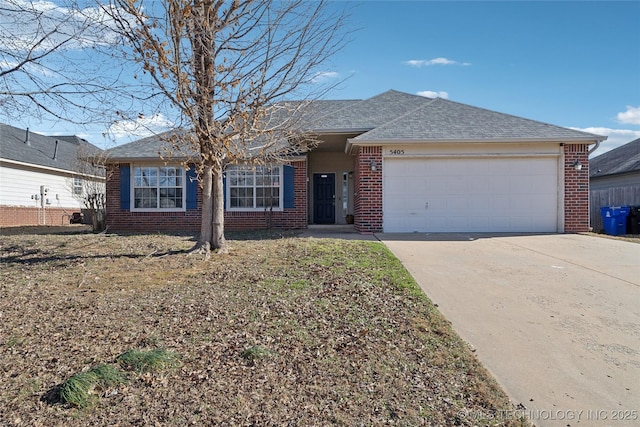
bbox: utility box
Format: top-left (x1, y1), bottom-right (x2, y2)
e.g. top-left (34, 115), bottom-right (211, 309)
top-left (600, 206), bottom-right (630, 236)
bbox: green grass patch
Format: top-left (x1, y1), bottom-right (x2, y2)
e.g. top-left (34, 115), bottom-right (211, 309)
top-left (116, 349), bottom-right (181, 373)
top-left (300, 239), bottom-right (426, 300)
top-left (60, 364), bottom-right (127, 408)
top-left (241, 345), bottom-right (272, 362)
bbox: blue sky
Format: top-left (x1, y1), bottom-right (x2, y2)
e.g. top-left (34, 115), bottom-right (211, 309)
top-left (7, 0), bottom-right (640, 157)
top-left (320, 0), bottom-right (640, 156)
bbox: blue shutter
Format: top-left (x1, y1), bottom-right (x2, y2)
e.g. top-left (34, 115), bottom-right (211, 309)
top-left (119, 164), bottom-right (130, 210)
top-left (283, 165), bottom-right (294, 209)
top-left (186, 166), bottom-right (197, 210)
top-left (222, 173), bottom-right (227, 210)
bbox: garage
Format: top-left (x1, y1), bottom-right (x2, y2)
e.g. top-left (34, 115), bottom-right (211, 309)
top-left (383, 154), bottom-right (560, 233)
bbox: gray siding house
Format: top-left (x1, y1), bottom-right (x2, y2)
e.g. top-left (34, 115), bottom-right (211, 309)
top-left (590, 138), bottom-right (640, 232)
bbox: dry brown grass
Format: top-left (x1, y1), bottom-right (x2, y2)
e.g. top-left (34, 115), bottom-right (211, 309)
top-left (0, 228), bottom-right (530, 426)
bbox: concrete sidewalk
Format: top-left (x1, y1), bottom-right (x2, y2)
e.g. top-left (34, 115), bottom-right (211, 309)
top-left (379, 233), bottom-right (640, 427)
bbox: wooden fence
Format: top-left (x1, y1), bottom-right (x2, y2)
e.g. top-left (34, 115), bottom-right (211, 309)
top-left (590, 185), bottom-right (640, 233)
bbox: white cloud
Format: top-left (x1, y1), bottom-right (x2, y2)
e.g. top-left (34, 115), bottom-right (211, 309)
top-left (569, 127), bottom-right (640, 157)
top-left (108, 113), bottom-right (174, 140)
top-left (405, 57), bottom-right (471, 68)
top-left (417, 90), bottom-right (449, 99)
top-left (311, 71), bottom-right (339, 83)
top-left (0, 0), bottom-right (128, 52)
top-left (616, 105), bottom-right (640, 125)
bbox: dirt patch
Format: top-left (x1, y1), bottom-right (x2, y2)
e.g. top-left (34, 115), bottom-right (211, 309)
top-left (0, 231), bottom-right (529, 426)
top-left (584, 232), bottom-right (640, 244)
top-left (0, 225), bottom-right (93, 236)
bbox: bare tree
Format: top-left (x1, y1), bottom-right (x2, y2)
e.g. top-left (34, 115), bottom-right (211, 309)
top-left (72, 145), bottom-right (109, 231)
top-left (0, 0), bottom-right (132, 124)
top-left (105, 0), bottom-right (348, 255)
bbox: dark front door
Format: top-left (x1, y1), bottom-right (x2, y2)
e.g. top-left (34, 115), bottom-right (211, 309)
top-left (313, 173), bottom-right (335, 224)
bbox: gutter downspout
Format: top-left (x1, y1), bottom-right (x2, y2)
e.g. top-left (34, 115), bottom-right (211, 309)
top-left (587, 137), bottom-right (604, 231)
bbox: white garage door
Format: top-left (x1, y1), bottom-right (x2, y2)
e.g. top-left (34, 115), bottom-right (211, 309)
top-left (383, 157), bottom-right (559, 233)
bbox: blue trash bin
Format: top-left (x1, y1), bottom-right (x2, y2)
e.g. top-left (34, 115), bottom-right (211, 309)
top-left (600, 206), bottom-right (631, 236)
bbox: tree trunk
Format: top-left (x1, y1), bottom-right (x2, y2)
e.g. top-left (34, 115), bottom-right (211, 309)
top-left (211, 166), bottom-right (227, 251)
top-left (92, 209), bottom-right (106, 232)
top-left (196, 162), bottom-right (214, 253)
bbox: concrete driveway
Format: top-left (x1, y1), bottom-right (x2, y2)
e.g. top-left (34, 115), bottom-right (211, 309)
top-left (379, 233), bottom-right (640, 427)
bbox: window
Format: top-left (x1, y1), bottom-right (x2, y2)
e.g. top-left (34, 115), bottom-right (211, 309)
top-left (73, 177), bottom-right (83, 196)
top-left (227, 165), bottom-right (281, 210)
top-left (133, 166), bottom-right (184, 210)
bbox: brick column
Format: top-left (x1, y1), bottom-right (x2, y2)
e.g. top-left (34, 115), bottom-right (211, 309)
top-left (563, 144), bottom-right (590, 232)
top-left (354, 146), bottom-right (383, 233)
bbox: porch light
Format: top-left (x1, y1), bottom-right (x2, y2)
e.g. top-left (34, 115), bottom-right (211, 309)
top-left (370, 160), bottom-right (377, 171)
top-left (573, 159), bottom-right (583, 171)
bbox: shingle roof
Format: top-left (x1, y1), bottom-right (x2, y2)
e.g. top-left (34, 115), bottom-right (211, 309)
top-left (590, 138), bottom-right (640, 178)
top-left (351, 97), bottom-right (605, 143)
top-left (104, 89), bottom-right (606, 161)
top-left (0, 123), bottom-right (102, 172)
top-left (104, 129), bottom-right (198, 161)
top-left (309, 90), bottom-right (429, 131)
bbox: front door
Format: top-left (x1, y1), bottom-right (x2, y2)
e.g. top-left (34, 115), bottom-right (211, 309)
top-left (313, 173), bottom-right (335, 224)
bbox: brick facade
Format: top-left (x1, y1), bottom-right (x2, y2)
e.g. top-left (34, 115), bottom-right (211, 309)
top-left (103, 147), bottom-right (591, 235)
top-left (105, 160), bottom-right (307, 233)
top-left (349, 144), bottom-right (592, 234)
top-left (0, 206), bottom-right (76, 227)
top-left (563, 144), bottom-right (590, 232)
top-left (105, 164), bottom-right (202, 233)
top-left (354, 146), bottom-right (383, 233)
top-left (225, 160), bottom-right (307, 231)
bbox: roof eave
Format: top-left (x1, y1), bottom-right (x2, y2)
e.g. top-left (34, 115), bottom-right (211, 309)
top-left (345, 136), bottom-right (606, 154)
top-left (308, 128), bottom-right (373, 135)
top-left (1, 157), bottom-right (105, 179)
top-left (105, 155), bottom-right (195, 164)
top-left (590, 169), bottom-right (640, 179)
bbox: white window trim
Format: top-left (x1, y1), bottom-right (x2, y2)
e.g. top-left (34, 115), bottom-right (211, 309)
top-left (225, 165), bottom-right (284, 212)
top-left (130, 164), bottom-right (187, 212)
top-left (73, 177), bottom-right (83, 196)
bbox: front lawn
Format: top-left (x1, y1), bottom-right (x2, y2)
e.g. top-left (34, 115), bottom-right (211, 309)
top-left (0, 229), bottom-right (529, 426)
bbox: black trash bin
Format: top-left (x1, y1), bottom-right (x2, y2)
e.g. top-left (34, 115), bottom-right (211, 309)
top-left (628, 205), bottom-right (640, 235)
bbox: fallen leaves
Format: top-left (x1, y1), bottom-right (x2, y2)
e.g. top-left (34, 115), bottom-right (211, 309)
top-left (0, 230), bottom-right (529, 426)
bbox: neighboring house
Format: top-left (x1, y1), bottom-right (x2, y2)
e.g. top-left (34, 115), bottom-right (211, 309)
top-left (0, 124), bottom-right (104, 227)
top-left (104, 90), bottom-right (605, 234)
top-left (589, 138), bottom-right (640, 232)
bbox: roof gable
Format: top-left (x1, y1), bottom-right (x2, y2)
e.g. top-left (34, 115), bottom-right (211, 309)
top-left (0, 123), bottom-right (102, 172)
top-left (590, 138), bottom-right (640, 178)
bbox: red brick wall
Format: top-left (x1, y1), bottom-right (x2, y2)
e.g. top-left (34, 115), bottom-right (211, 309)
top-left (354, 147), bottom-right (383, 233)
top-left (105, 164), bottom-right (202, 233)
top-left (226, 160), bottom-right (308, 230)
top-left (0, 206), bottom-right (76, 227)
top-left (106, 160), bottom-right (307, 233)
top-left (564, 144), bottom-right (590, 232)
